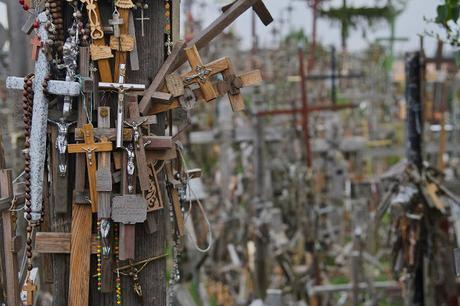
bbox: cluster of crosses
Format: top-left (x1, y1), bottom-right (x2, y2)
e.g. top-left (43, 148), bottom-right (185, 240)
top-left (1, 0), bottom-right (273, 305)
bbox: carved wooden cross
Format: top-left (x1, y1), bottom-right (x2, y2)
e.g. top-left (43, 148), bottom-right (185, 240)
top-left (139, 0), bottom-right (273, 115)
top-left (99, 64), bottom-right (146, 148)
top-left (80, 0), bottom-right (113, 82)
top-left (157, 46), bottom-right (262, 114)
top-left (68, 124), bottom-right (113, 213)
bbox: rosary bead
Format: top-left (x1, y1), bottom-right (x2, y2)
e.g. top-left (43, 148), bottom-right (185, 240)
top-left (22, 4), bottom-right (29, 10)
top-left (27, 264), bottom-right (33, 271)
top-left (19, 0), bottom-right (25, 5)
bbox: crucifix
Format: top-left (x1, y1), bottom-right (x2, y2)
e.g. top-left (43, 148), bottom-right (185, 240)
top-left (135, 0), bottom-right (150, 37)
top-left (139, 0), bottom-right (274, 115)
top-left (98, 63), bottom-right (145, 149)
top-left (6, 12), bottom-right (81, 221)
top-left (68, 124), bottom-right (113, 213)
top-left (155, 46), bottom-right (262, 114)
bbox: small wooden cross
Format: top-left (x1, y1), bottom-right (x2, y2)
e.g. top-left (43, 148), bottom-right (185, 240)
top-left (124, 94), bottom-right (152, 192)
top-left (182, 45), bottom-right (224, 102)
top-left (30, 35), bottom-right (41, 61)
top-left (23, 279), bottom-right (37, 306)
top-left (68, 124), bottom-right (113, 212)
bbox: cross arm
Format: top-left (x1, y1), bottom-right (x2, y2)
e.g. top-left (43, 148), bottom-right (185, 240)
top-left (222, 0), bottom-right (273, 26)
top-left (6, 77), bottom-right (81, 96)
top-left (139, 0), bottom-right (272, 114)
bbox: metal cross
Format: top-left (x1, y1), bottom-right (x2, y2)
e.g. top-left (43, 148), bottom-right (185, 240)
top-left (109, 9), bottom-right (124, 38)
top-left (135, 1), bottom-right (150, 37)
top-left (99, 64), bottom-right (145, 148)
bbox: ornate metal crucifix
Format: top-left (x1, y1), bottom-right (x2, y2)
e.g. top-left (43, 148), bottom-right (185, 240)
top-left (98, 63), bottom-right (145, 148)
top-left (48, 118), bottom-right (77, 176)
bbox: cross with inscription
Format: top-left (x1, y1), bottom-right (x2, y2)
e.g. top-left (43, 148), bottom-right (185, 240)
top-left (68, 124), bottom-right (113, 213)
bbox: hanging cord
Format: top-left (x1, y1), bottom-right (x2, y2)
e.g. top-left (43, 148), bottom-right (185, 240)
top-left (177, 148), bottom-right (213, 253)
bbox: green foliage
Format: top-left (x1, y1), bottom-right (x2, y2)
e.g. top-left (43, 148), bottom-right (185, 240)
top-left (434, 0), bottom-right (460, 49)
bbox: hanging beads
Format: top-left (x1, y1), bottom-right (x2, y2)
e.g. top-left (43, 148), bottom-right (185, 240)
top-left (115, 223), bottom-right (122, 305)
top-left (96, 219), bottom-right (102, 290)
top-left (164, 0), bottom-right (173, 54)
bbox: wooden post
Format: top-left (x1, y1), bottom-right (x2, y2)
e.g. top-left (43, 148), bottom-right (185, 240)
top-left (89, 1), bottom-right (167, 305)
top-left (0, 169), bottom-right (20, 306)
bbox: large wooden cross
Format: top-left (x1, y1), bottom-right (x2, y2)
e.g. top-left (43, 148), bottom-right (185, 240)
top-left (138, 0), bottom-right (273, 115)
top-left (152, 44), bottom-right (262, 114)
top-left (68, 124), bottom-right (113, 213)
top-left (80, 0), bottom-right (113, 82)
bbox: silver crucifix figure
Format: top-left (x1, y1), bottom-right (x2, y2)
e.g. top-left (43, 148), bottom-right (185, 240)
top-left (60, 23), bottom-right (80, 117)
top-left (124, 118), bottom-right (147, 149)
top-left (48, 118), bottom-right (76, 176)
top-left (6, 13), bottom-right (81, 221)
top-left (122, 143), bottom-right (136, 193)
top-left (98, 64), bottom-right (145, 148)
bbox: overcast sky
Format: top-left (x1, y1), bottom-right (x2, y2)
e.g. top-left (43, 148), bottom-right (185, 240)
top-left (190, 0), bottom-right (443, 55)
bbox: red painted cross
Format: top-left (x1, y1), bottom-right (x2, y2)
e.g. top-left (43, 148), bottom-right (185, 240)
top-left (30, 36), bottom-right (41, 61)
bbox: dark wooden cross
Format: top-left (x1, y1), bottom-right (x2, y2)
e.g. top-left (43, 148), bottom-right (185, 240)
top-left (68, 124), bottom-right (113, 213)
top-left (257, 45), bottom-right (357, 169)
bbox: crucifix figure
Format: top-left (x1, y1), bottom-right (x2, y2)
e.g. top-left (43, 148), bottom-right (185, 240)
top-left (48, 118), bottom-right (77, 176)
top-left (135, 1), bottom-right (150, 37)
top-left (6, 12), bottom-right (81, 221)
top-left (99, 64), bottom-right (145, 148)
top-left (68, 124), bottom-right (113, 212)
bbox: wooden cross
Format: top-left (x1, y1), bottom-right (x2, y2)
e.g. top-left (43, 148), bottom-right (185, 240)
top-left (68, 124), bottom-right (113, 213)
top-left (182, 45), bottom-right (221, 102)
top-left (156, 46), bottom-right (261, 114)
top-left (30, 35), bottom-right (41, 61)
top-left (23, 280), bottom-right (37, 306)
top-left (80, 0), bottom-right (113, 82)
top-left (99, 64), bottom-right (146, 148)
top-left (139, 0), bottom-right (273, 115)
top-left (112, 0), bottom-right (135, 79)
top-left (125, 95), bottom-right (152, 192)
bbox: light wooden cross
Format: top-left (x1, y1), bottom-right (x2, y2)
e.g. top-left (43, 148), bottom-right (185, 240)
top-left (181, 45), bottom-right (226, 102)
top-left (99, 64), bottom-right (145, 148)
top-left (138, 0), bottom-right (273, 115)
top-left (158, 45), bottom-right (262, 113)
top-left (80, 0), bottom-right (113, 82)
top-left (68, 124), bottom-right (113, 213)
top-left (23, 280), bottom-right (37, 306)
